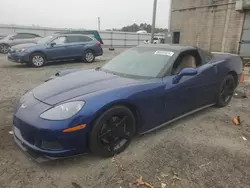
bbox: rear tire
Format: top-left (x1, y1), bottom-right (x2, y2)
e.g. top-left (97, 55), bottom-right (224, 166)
top-left (29, 53), bottom-right (47, 67)
top-left (215, 74), bottom-right (235, 107)
top-left (0, 44), bottom-right (10, 54)
top-left (83, 50), bottom-right (95, 63)
top-left (89, 106), bottom-right (136, 158)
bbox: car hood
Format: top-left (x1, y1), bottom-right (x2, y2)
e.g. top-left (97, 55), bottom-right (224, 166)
top-left (32, 69), bottom-right (140, 105)
top-left (12, 43), bottom-right (43, 50)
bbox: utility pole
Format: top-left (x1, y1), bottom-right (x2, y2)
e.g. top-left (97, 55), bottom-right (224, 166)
top-left (168, 0), bottom-right (172, 32)
top-left (151, 0), bottom-right (157, 44)
top-left (98, 17), bottom-right (100, 31)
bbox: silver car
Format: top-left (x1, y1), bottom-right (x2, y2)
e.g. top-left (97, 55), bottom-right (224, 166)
top-left (0, 33), bottom-right (41, 54)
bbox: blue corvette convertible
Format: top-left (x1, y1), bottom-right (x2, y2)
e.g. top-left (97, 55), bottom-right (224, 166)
top-left (13, 44), bottom-right (243, 161)
top-left (8, 33), bottom-right (103, 67)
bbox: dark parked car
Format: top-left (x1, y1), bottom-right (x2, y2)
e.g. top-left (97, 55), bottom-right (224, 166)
top-left (0, 33), bottom-right (41, 54)
top-left (8, 34), bottom-right (103, 67)
top-left (12, 44), bottom-right (243, 161)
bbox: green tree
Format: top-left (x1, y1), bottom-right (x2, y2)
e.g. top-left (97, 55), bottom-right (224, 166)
top-left (120, 23), bottom-right (167, 33)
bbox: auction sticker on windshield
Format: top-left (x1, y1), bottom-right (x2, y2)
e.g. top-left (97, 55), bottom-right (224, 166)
top-left (154, 51), bottom-right (174, 56)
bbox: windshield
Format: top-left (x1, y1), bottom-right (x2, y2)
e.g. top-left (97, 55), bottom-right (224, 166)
top-left (102, 47), bottom-right (174, 79)
top-left (37, 35), bottom-right (54, 44)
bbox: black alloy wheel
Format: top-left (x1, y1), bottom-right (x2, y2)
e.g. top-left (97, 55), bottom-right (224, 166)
top-left (89, 106), bottom-right (136, 157)
top-left (216, 74), bottom-right (235, 107)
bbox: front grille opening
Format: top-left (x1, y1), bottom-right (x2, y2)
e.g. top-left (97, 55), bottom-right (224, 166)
top-left (41, 140), bottom-right (63, 150)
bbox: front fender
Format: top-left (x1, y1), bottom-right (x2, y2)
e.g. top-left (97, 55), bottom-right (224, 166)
top-left (69, 79), bottom-right (164, 133)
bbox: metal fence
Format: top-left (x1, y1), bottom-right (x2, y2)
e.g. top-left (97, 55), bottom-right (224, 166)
top-left (0, 26), bottom-right (165, 48)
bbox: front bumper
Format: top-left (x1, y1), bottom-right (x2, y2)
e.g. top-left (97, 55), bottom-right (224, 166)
top-left (13, 115), bottom-right (89, 160)
top-left (13, 132), bottom-right (60, 163)
top-left (8, 52), bottom-right (29, 63)
top-left (12, 93), bottom-right (90, 161)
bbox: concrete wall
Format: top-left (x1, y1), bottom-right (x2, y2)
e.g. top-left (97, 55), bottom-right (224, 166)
top-left (171, 0), bottom-right (245, 53)
top-left (0, 26), bottom-right (165, 48)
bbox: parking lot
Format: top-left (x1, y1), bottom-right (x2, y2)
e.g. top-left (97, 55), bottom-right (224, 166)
top-left (0, 49), bottom-right (250, 188)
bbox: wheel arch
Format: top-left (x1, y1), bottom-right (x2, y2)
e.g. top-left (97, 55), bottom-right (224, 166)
top-left (84, 48), bottom-right (95, 54)
top-left (90, 100), bottom-right (144, 133)
top-left (29, 51), bottom-right (48, 61)
top-left (227, 70), bottom-right (238, 85)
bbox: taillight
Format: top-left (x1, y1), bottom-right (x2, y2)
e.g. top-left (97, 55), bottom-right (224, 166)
top-left (97, 41), bottom-right (101, 46)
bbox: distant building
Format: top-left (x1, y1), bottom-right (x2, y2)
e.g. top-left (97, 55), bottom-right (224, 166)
top-left (170, 0), bottom-right (250, 57)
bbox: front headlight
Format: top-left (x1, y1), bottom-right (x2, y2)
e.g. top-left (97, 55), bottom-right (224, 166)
top-left (18, 48), bottom-right (26, 52)
top-left (40, 101), bottom-right (85, 120)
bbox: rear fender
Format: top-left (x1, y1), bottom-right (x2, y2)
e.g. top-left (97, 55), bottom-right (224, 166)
top-left (213, 54), bottom-right (243, 81)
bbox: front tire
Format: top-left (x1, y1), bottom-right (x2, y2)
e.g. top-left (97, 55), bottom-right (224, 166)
top-left (215, 74), bottom-right (236, 107)
top-left (29, 53), bottom-right (47, 67)
top-left (89, 106), bottom-right (136, 158)
top-left (0, 44), bottom-right (10, 54)
top-left (83, 50), bottom-right (95, 63)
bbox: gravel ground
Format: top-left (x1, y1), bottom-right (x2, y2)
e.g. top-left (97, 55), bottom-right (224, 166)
top-left (0, 50), bottom-right (250, 188)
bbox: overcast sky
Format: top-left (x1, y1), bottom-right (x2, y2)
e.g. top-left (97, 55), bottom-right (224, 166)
top-left (0, 0), bottom-right (170, 30)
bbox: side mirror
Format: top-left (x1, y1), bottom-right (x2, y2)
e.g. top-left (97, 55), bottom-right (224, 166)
top-left (50, 42), bottom-right (56, 47)
top-left (172, 68), bottom-right (198, 84)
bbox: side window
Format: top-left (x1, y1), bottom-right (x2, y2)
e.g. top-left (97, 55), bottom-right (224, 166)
top-left (172, 51), bottom-right (201, 75)
top-left (23, 34), bottom-right (36, 39)
top-left (66, 35), bottom-right (92, 43)
top-left (205, 55), bottom-right (212, 62)
top-left (199, 49), bottom-right (213, 64)
top-left (27, 34), bottom-right (40, 38)
top-left (52, 36), bottom-right (66, 45)
top-left (79, 36), bottom-right (93, 42)
top-left (13, 34), bottom-right (25, 39)
top-left (66, 36), bottom-right (79, 43)
top-left (13, 33), bottom-right (35, 39)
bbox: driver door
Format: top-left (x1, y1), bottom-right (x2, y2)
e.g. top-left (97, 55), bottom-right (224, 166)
top-left (162, 50), bottom-right (217, 121)
top-left (46, 36), bottom-right (68, 60)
